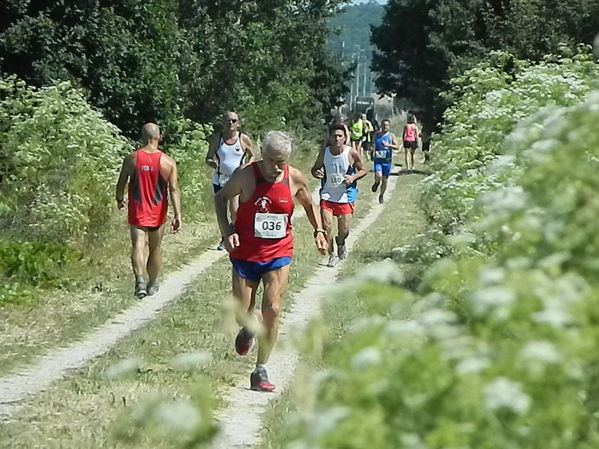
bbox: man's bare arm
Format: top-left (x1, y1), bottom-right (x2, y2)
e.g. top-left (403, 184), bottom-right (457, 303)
top-left (348, 149), bottom-right (368, 183)
top-left (205, 135), bottom-right (219, 169)
top-left (214, 169), bottom-right (245, 248)
top-left (115, 155), bottom-right (133, 209)
top-left (310, 149), bottom-right (325, 179)
top-left (168, 159), bottom-right (182, 231)
top-left (292, 168), bottom-right (327, 254)
top-left (242, 134), bottom-right (255, 163)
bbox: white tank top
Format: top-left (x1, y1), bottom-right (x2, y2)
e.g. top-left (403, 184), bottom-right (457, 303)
top-left (320, 146), bottom-right (352, 203)
top-left (212, 134), bottom-right (245, 186)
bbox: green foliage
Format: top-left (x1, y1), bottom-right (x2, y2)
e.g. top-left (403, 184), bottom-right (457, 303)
top-left (0, 238), bottom-right (80, 303)
top-left (0, 0), bottom-right (348, 136)
top-left (372, 0), bottom-right (599, 127)
top-left (283, 51), bottom-right (599, 448)
top-left (0, 76), bottom-right (129, 242)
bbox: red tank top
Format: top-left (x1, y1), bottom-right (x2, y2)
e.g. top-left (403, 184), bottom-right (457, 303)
top-left (230, 162), bottom-right (294, 262)
top-left (128, 149), bottom-right (168, 227)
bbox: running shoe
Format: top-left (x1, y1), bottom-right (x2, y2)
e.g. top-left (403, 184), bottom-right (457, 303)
top-left (147, 282), bottom-right (160, 296)
top-left (235, 327), bottom-right (254, 356)
top-left (371, 182), bottom-right (380, 193)
top-left (338, 244), bottom-right (347, 260)
top-left (327, 255), bottom-right (338, 267)
top-left (379, 195), bottom-right (384, 204)
top-left (134, 281), bottom-right (147, 299)
top-left (250, 366), bottom-right (276, 392)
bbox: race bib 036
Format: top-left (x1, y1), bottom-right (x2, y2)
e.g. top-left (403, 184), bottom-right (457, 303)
top-left (254, 213), bottom-right (288, 239)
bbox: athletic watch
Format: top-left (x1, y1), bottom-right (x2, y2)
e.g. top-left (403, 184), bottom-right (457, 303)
top-left (313, 228), bottom-right (326, 238)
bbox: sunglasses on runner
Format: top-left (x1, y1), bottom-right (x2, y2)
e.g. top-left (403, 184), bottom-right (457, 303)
top-left (226, 118), bottom-right (238, 123)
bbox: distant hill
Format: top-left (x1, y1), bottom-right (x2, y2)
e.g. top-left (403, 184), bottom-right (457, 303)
top-left (328, 1), bottom-right (384, 61)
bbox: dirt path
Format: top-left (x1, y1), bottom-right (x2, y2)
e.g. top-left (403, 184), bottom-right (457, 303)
top-left (210, 171), bottom-right (400, 449)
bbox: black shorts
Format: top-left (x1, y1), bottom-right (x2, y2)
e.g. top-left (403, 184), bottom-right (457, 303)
top-left (213, 184), bottom-right (222, 194)
top-left (403, 141), bottom-right (418, 150)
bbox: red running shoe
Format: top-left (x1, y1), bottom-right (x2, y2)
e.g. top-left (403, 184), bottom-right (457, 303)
top-left (250, 366), bottom-right (276, 392)
top-left (234, 327), bottom-right (254, 356)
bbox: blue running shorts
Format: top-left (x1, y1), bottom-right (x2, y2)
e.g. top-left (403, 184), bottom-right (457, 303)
top-left (230, 257), bottom-right (292, 282)
top-left (374, 162), bottom-right (392, 177)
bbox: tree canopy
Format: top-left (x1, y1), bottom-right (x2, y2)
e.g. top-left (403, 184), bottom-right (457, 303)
top-left (0, 0), bottom-right (349, 136)
top-left (372, 0), bottom-right (599, 128)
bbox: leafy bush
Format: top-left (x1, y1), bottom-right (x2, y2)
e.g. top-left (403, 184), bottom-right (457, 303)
top-left (283, 52), bottom-right (599, 448)
top-left (0, 76), bottom-right (129, 242)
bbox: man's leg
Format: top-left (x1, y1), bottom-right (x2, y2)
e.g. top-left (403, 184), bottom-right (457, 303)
top-left (250, 264), bottom-right (290, 392)
top-left (379, 176), bottom-right (389, 203)
top-left (130, 226), bottom-right (148, 297)
top-left (232, 266), bottom-right (260, 356)
top-left (147, 224), bottom-right (166, 287)
top-left (337, 213), bottom-right (351, 248)
top-left (321, 208), bottom-right (334, 255)
top-left (372, 168), bottom-right (382, 192)
top-left (257, 264), bottom-right (290, 366)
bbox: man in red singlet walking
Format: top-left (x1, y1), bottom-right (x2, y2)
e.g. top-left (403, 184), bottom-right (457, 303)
top-left (115, 123), bottom-right (182, 299)
top-left (215, 131), bottom-right (327, 392)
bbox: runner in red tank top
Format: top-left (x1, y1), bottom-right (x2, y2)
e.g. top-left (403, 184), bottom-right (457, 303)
top-left (215, 131), bottom-right (327, 392)
top-left (116, 123), bottom-right (182, 299)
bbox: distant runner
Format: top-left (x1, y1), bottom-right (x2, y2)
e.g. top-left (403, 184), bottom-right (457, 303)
top-left (311, 124), bottom-right (367, 267)
top-left (402, 113), bottom-right (419, 170)
top-left (206, 112), bottom-right (254, 250)
top-left (215, 131), bottom-right (327, 392)
top-left (115, 123), bottom-right (182, 298)
top-left (371, 119), bottom-right (399, 203)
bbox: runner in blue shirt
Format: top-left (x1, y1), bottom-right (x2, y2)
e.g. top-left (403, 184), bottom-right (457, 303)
top-left (371, 119), bottom-right (399, 203)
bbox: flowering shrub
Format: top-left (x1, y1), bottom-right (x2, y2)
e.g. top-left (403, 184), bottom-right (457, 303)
top-left (284, 50), bottom-right (599, 448)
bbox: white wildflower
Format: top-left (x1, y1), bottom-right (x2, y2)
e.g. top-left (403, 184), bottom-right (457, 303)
top-left (351, 347), bottom-right (382, 368)
top-left (309, 407), bottom-right (349, 438)
top-left (478, 267), bottom-right (506, 285)
top-left (484, 378), bottom-right (531, 413)
top-left (154, 400), bottom-right (200, 434)
top-left (105, 358), bottom-right (140, 380)
top-left (521, 341), bottom-right (561, 364)
top-left (468, 286), bottom-right (516, 318)
top-left (170, 351), bottom-right (212, 372)
top-left (456, 356), bottom-right (490, 375)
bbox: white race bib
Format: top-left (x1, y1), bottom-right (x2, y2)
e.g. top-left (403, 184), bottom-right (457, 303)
top-left (328, 174), bottom-right (345, 186)
top-left (254, 213), bottom-right (288, 239)
top-left (375, 150), bottom-right (387, 159)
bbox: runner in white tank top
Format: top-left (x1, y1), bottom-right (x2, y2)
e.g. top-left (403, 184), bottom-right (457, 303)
top-left (311, 124), bottom-right (367, 268)
top-left (206, 111), bottom-right (254, 249)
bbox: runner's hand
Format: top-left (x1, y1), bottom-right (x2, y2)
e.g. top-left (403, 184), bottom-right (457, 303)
top-left (171, 217), bottom-right (182, 232)
top-left (315, 233), bottom-right (327, 255)
top-left (312, 168), bottom-right (324, 179)
top-left (343, 174), bottom-right (354, 186)
top-left (225, 233), bottom-right (240, 252)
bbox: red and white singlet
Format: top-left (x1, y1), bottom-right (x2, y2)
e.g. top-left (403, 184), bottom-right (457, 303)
top-left (128, 150), bottom-right (168, 228)
top-left (230, 163), bottom-right (294, 262)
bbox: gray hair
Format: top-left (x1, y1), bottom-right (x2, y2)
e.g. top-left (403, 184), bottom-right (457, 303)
top-left (262, 131), bottom-right (292, 157)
